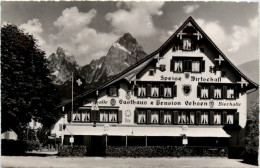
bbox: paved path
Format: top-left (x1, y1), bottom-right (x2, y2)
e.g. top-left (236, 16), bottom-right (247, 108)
top-left (1, 156), bottom-right (257, 168)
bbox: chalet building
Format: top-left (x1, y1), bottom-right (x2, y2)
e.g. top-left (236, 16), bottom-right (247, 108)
top-left (51, 17), bottom-right (258, 156)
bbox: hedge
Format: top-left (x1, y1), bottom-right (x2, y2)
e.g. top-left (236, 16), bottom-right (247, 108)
top-left (106, 146), bottom-right (228, 157)
top-left (58, 145), bottom-right (87, 157)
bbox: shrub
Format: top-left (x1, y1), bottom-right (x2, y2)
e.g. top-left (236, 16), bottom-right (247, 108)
top-left (105, 146), bottom-right (228, 157)
top-left (25, 140), bottom-right (41, 152)
top-left (1, 139), bottom-right (27, 156)
top-left (58, 145), bottom-right (87, 157)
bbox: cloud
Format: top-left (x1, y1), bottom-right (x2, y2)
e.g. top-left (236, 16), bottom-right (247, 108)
top-left (48, 7), bottom-right (118, 64)
top-left (228, 17), bottom-right (258, 52)
top-left (19, 19), bottom-right (46, 48)
top-left (106, 2), bottom-right (164, 38)
top-left (183, 4), bottom-right (199, 14)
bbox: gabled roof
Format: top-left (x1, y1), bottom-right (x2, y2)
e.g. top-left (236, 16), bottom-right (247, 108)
top-left (58, 16), bottom-right (258, 108)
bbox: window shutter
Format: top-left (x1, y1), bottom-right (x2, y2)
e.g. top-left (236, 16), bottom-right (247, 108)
top-left (147, 84), bottom-right (152, 97)
top-left (67, 110), bottom-right (72, 123)
top-left (201, 60), bottom-right (205, 72)
top-left (188, 61), bottom-right (192, 71)
top-left (210, 86), bottom-right (214, 98)
top-left (234, 86), bottom-right (239, 99)
top-left (96, 111), bottom-right (100, 122)
top-left (223, 86), bottom-right (227, 99)
top-left (173, 85), bottom-right (177, 97)
top-left (118, 110), bottom-right (122, 123)
top-left (196, 111), bottom-right (201, 125)
top-left (134, 110), bottom-right (138, 123)
top-left (173, 111), bottom-right (178, 124)
top-left (210, 111), bottom-right (214, 125)
top-left (197, 85), bottom-right (201, 98)
top-left (222, 111), bottom-right (227, 124)
top-left (170, 59), bottom-right (174, 71)
top-left (235, 112), bottom-right (239, 125)
top-left (90, 110), bottom-right (96, 122)
top-left (160, 84), bottom-right (165, 97)
top-left (160, 110), bottom-right (164, 124)
top-left (134, 84), bottom-right (139, 96)
top-left (147, 110), bottom-right (151, 124)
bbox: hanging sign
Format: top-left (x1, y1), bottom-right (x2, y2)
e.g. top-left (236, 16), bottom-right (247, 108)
top-left (70, 136), bottom-right (74, 143)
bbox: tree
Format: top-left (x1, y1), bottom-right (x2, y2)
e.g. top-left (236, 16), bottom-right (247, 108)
top-left (244, 101), bottom-right (259, 165)
top-left (1, 24), bottom-right (61, 139)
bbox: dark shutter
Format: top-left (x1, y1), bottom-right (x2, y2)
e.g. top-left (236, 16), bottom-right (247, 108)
top-left (160, 84), bottom-right (165, 97)
top-left (173, 111), bottom-right (178, 124)
top-left (201, 60), bottom-right (205, 72)
top-left (160, 110), bottom-right (164, 124)
top-left (234, 86), bottom-right (239, 99)
top-left (173, 85), bottom-right (177, 97)
top-left (197, 85), bottom-right (201, 98)
top-left (235, 112), bottom-right (239, 125)
top-left (134, 110), bottom-right (138, 123)
top-left (96, 111), bottom-right (100, 122)
top-left (90, 110), bottom-right (96, 122)
top-left (170, 59), bottom-right (174, 71)
top-left (210, 111), bottom-right (214, 125)
top-left (196, 111), bottom-right (201, 125)
top-left (188, 61), bottom-right (192, 71)
top-left (147, 110), bottom-right (151, 124)
top-left (134, 84), bottom-right (139, 96)
top-left (67, 110), bottom-right (72, 123)
top-left (147, 84), bottom-right (152, 97)
top-left (223, 111), bottom-right (227, 124)
top-left (223, 86), bottom-right (227, 99)
top-left (118, 110), bottom-right (122, 123)
top-left (210, 86), bottom-right (215, 98)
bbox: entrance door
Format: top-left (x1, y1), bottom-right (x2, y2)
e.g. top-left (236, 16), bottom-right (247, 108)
top-left (89, 136), bottom-right (105, 156)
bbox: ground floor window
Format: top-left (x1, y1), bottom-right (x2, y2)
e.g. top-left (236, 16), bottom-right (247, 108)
top-left (151, 111), bottom-right (159, 123)
top-left (100, 110), bottom-right (118, 123)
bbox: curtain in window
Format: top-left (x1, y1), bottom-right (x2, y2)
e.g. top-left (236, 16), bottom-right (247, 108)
top-left (227, 114), bottom-right (233, 124)
top-left (164, 86), bottom-right (172, 97)
top-left (201, 87), bottom-right (209, 98)
top-left (201, 112), bottom-right (208, 124)
top-left (138, 85), bottom-right (146, 97)
top-left (178, 111), bottom-right (186, 124)
top-left (192, 61), bottom-right (200, 72)
top-left (73, 113), bottom-right (80, 121)
top-left (151, 85), bottom-right (159, 97)
top-left (151, 111), bottom-right (159, 123)
top-left (214, 87), bottom-right (222, 98)
top-left (138, 111), bottom-right (146, 123)
top-left (109, 110), bottom-right (117, 122)
top-left (164, 112), bottom-right (171, 124)
top-left (82, 112), bottom-right (90, 122)
top-left (174, 60), bottom-right (183, 72)
top-left (227, 88), bottom-right (234, 98)
top-left (214, 112), bottom-right (221, 124)
top-left (100, 111), bottom-right (108, 122)
top-left (183, 39), bottom-right (191, 50)
top-left (189, 112), bottom-right (195, 124)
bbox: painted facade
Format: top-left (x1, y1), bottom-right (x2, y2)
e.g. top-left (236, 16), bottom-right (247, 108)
top-left (51, 17), bottom-right (258, 155)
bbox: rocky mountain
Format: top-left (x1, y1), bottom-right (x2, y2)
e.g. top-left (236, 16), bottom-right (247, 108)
top-left (47, 47), bottom-right (80, 85)
top-left (79, 33), bottom-right (147, 83)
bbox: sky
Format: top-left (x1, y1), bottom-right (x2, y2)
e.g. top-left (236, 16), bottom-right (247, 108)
top-left (2, 1), bottom-right (259, 66)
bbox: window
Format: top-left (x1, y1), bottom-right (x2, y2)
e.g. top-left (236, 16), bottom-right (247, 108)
top-left (164, 85), bottom-right (172, 97)
top-left (201, 112), bottom-right (208, 124)
top-left (151, 111), bottom-right (159, 124)
top-left (149, 69), bottom-right (155, 76)
top-left (100, 110), bottom-right (118, 123)
top-left (164, 111), bottom-right (172, 124)
top-left (214, 87), bottom-right (222, 98)
top-left (138, 110), bottom-right (146, 123)
top-left (109, 86), bottom-right (118, 97)
top-left (138, 84), bottom-right (146, 97)
top-left (183, 38), bottom-right (192, 50)
top-left (184, 60), bottom-right (192, 71)
top-left (227, 112), bottom-right (234, 124)
top-left (59, 124), bottom-right (62, 131)
top-left (187, 111), bottom-right (195, 124)
top-left (201, 86), bottom-right (209, 98)
top-left (81, 110), bottom-right (90, 122)
top-left (178, 111), bottom-right (186, 124)
top-left (73, 113), bottom-right (80, 121)
top-left (227, 87), bottom-right (235, 99)
top-left (151, 85), bottom-right (159, 97)
top-left (192, 60), bottom-right (200, 72)
top-left (214, 112), bottom-right (221, 124)
top-left (174, 60), bottom-right (183, 72)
